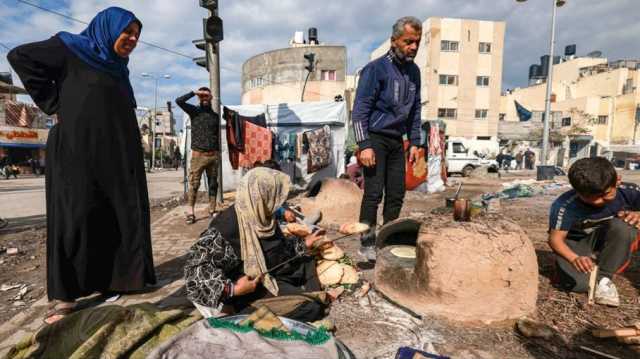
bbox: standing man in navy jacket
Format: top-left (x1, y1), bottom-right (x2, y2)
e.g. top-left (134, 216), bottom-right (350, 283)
top-left (352, 16), bottom-right (423, 260)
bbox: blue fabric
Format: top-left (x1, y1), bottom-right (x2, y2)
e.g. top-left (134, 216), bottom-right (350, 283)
top-left (514, 100), bottom-right (532, 122)
top-left (549, 182), bottom-right (640, 240)
top-left (352, 51), bottom-right (422, 149)
top-left (395, 347), bottom-right (449, 359)
top-left (57, 7), bottom-right (141, 107)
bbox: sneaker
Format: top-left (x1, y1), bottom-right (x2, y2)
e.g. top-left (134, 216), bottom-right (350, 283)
top-left (594, 277), bottom-right (620, 307)
top-left (358, 245), bottom-right (377, 262)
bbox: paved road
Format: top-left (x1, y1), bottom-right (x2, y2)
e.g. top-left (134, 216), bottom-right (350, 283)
top-left (0, 170), bottom-right (187, 231)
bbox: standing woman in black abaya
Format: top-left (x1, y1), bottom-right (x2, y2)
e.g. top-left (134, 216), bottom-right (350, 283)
top-left (8, 7), bottom-right (156, 324)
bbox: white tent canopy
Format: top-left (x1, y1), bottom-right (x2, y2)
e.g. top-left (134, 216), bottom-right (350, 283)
top-left (181, 101), bottom-right (347, 193)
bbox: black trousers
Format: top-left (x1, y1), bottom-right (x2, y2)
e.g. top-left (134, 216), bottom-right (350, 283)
top-left (556, 218), bottom-right (638, 293)
top-left (359, 133), bottom-right (406, 246)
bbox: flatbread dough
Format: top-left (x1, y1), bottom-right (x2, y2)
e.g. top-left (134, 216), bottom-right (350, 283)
top-left (340, 264), bottom-right (359, 284)
top-left (321, 245), bottom-right (344, 261)
top-left (390, 246), bottom-right (416, 259)
top-left (317, 260), bottom-right (344, 286)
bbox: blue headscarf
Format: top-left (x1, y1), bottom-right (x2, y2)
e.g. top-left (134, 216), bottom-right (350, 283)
top-left (57, 7), bottom-right (141, 107)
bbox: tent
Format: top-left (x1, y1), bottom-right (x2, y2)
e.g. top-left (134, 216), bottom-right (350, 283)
top-left (180, 101), bottom-right (347, 193)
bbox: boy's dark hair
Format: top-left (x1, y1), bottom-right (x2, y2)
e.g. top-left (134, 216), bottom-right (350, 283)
top-left (198, 87), bottom-right (211, 93)
top-left (568, 157), bottom-right (617, 195)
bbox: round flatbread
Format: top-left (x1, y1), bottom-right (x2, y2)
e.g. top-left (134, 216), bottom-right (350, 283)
top-left (317, 260), bottom-right (344, 286)
top-left (321, 245), bottom-right (344, 261)
top-left (286, 223), bottom-right (311, 237)
top-left (339, 222), bottom-right (370, 235)
top-left (340, 264), bottom-right (359, 284)
top-left (390, 246), bottom-right (416, 259)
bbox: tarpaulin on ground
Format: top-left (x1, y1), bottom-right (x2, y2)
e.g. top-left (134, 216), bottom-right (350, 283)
top-left (6, 303), bottom-right (200, 359)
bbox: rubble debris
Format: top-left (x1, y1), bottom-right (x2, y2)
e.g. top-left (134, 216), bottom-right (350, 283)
top-left (516, 319), bottom-right (557, 339)
top-left (12, 301), bottom-right (26, 307)
top-left (376, 218), bottom-right (538, 323)
top-left (6, 248), bottom-right (19, 255)
top-left (12, 285), bottom-right (29, 300)
top-left (355, 281), bottom-right (371, 298)
top-left (0, 283), bottom-right (22, 292)
top-left (579, 346), bottom-right (621, 359)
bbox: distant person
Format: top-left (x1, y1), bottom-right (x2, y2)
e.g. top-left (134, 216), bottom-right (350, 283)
top-left (515, 151), bottom-right (524, 170)
top-left (548, 157), bottom-right (640, 307)
top-left (525, 148), bottom-right (535, 170)
top-left (173, 147), bottom-right (181, 171)
top-left (176, 87), bottom-right (220, 224)
top-left (29, 157), bottom-right (39, 176)
top-left (8, 7), bottom-right (156, 324)
top-left (351, 16), bottom-right (423, 261)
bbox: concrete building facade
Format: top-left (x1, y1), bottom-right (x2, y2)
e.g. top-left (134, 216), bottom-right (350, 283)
top-left (500, 55), bottom-right (640, 167)
top-left (241, 41), bottom-right (347, 105)
top-left (370, 17), bottom-right (506, 150)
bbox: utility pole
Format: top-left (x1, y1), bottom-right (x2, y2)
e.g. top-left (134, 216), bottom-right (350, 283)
top-left (196, 0), bottom-right (224, 203)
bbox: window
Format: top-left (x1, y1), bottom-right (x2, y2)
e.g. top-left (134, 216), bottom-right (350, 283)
top-left (452, 143), bottom-right (467, 154)
top-left (475, 109), bottom-right (488, 119)
top-left (476, 76), bottom-right (490, 87)
top-left (441, 40), bottom-right (459, 52)
top-left (562, 117), bottom-right (572, 127)
top-left (477, 136), bottom-right (492, 141)
top-left (438, 108), bottom-right (457, 119)
top-left (479, 42), bottom-right (491, 54)
top-left (321, 70), bottom-right (336, 81)
top-left (499, 113), bottom-right (506, 121)
top-left (597, 115), bottom-right (608, 125)
top-left (250, 77), bottom-right (264, 89)
top-left (439, 74), bottom-right (458, 86)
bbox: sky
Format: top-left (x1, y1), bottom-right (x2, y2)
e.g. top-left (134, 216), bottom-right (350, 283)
top-left (1, 0), bottom-right (638, 129)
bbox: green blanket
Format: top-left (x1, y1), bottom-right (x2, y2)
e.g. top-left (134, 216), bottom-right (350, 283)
top-left (5, 303), bottom-right (201, 359)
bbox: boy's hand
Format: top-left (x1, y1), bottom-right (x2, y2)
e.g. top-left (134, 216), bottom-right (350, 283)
top-left (617, 211), bottom-right (640, 228)
top-left (359, 148), bottom-right (376, 167)
top-left (571, 256), bottom-right (595, 273)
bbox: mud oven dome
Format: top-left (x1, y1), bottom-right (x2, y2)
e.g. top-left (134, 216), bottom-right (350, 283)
top-left (374, 217), bottom-right (539, 323)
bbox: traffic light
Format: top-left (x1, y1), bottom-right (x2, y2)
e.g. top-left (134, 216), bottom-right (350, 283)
top-left (304, 53), bottom-right (315, 72)
top-left (194, 0), bottom-right (223, 71)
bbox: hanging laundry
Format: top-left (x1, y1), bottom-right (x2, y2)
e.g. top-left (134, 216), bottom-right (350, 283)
top-left (288, 132), bottom-right (297, 160)
top-left (303, 125), bottom-right (331, 174)
top-left (239, 120), bottom-right (273, 169)
top-left (224, 107), bottom-right (269, 170)
top-left (296, 132), bottom-right (304, 160)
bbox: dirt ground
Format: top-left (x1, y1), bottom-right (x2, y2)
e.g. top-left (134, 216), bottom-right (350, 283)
top-left (1, 172), bottom-right (640, 358)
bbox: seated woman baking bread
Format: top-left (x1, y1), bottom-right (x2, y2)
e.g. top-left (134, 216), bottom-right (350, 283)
top-left (184, 167), bottom-right (328, 322)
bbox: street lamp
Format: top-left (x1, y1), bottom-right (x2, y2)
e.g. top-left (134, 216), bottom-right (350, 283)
top-left (517, 0), bottom-right (566, 169)
top-left (141, 73), bottom-right (171, 171)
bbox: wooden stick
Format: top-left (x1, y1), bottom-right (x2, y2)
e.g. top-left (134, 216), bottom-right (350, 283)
top-left (588, 265), bottom-right (599, 305)
top-left (592, 327), bottom-right (640, 338)
top-left (579, 346), bottom-right (621, 359)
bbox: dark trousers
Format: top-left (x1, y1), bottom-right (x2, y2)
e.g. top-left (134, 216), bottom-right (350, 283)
top-left (555, 218), bottom-right (639, 292)
top-left (359, 133), bottom-right (406, 246)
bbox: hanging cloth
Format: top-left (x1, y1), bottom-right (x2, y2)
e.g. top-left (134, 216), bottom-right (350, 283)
top-left (239, 121), bottom-right (273, 169)
top-left (303, 125), bottom-right (331, 174)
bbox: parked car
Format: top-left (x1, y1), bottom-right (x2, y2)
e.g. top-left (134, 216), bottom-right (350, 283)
top-left (446, 140), bottom-right (498, 177)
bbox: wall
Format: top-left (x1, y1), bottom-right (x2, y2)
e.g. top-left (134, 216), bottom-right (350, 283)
top-left (242, 45), bottom-right (347, 105)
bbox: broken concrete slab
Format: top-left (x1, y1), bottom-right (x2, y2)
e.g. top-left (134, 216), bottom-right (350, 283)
top-left (375, 217), bottom-right (538, 323)
top-left (5, 248), bottom-right (19, 256)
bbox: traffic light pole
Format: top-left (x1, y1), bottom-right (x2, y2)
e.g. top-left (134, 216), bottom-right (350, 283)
top-left (207, 7), bottom-right (223, 204)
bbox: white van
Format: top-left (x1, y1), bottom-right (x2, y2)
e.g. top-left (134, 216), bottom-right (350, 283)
top-left (446, 140), bottom-right (498, 177)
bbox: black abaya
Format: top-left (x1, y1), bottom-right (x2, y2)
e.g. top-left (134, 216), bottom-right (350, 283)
top-left (8, 36), bottom-right (156, 301)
